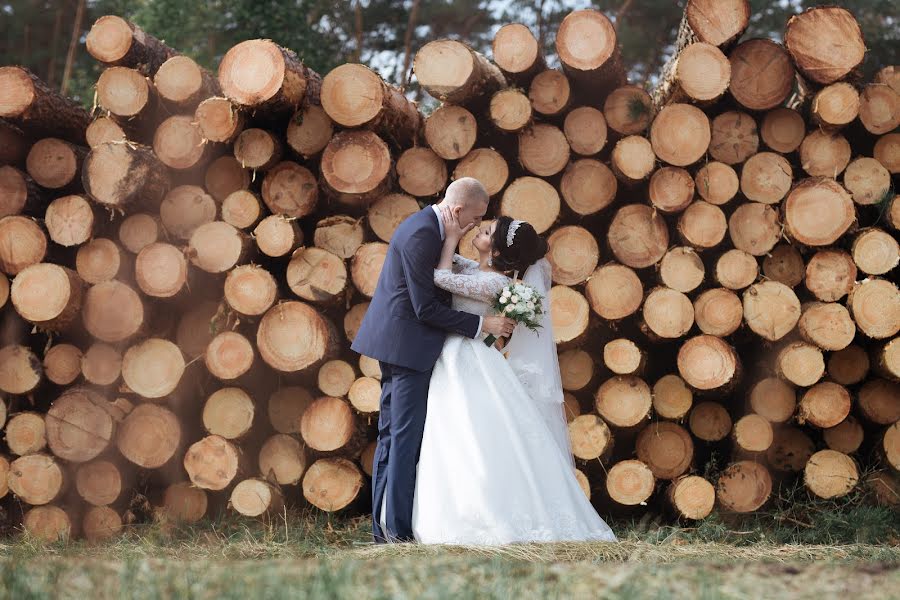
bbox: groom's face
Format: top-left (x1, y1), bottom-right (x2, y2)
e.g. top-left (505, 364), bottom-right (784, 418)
top-left (453, 199), bottom-right (488, 230)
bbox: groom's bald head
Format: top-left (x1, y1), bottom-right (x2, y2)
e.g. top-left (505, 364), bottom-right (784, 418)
top-left (441, 177), bottom-right (489, 228)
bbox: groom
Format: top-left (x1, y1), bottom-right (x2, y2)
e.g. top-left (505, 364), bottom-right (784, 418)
top-left (353, 177), bottom-right (516, 543)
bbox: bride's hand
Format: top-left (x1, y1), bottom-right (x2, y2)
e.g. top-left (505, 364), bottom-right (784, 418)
top-left (440, 206), bottom-right (473, 243)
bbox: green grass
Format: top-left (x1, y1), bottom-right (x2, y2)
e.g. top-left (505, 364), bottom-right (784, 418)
top-left (0, 503), bottom-right (897, 599)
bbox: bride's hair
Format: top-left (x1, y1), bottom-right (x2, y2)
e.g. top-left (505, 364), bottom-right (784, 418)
top-left (491, 216), bottom-right (548, 274)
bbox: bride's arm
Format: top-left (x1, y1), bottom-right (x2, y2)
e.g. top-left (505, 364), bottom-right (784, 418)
top-left (434, 269), bottom-right (508, 303)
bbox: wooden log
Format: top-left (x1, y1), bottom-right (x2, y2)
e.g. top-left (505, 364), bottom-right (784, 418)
top-left (594, 376), bottom-right (652, 429)
top-left (678, 201), bottom-right (727, 251)
top-left (233, 128), bottom-right (282, 172)
top-left (254, 215), bottom-right (303, 258)
top-left (742, 281), bottom-right (801, 342)
top-left (221, 190), bottom-right (263, 231)
top-left (43, 344), bottom-right (82, 386)
top-left (605, 460), bottom-right (654, 507)
top-left (22, 505), bottom-right (73, 541)
top-left (559, 349), bottom-right (595, 393)
top-left (805, 249), bottom-right (856, 302)
top-left (562, 106), bottom-right (606, 156)
top-left (585, 263), bottom-right (643, 321)
top-left (318, 360), bottom-right (356, 398)
top-left (492, 23), bottom-right (545, 85)
top-left (636, 422), bottom-right (693, 480)
top-left (396, 147), bottom-right (446, 198)
top-left (26, 138), bottom-right (85, 190)
top-left (188, 221), bottom-right (252, 274)
top-left (546, 226), bottom-right (599, 286)
top-left (652, 375), bottom-right (693, 421)
top-left (776, 341), bottom-right (824, 387)
top-left (351, 243), bottom-right (388, 299)
top-left (848, 278), bottom-right (900, 340)
top-left (96, 66), bottom-right (157, 125)
top-left (733, 414), bottom-right (773, 453)
top-left (811, 82), bottom-right (860, 130)
top-left (314, 216), bottom-right (365, 260)
top-left (518, 123), bottom-right (570, 177)
top-left (160, 482), bottom-right (208, 523)
top-left (603, 85), bottom-right (654, 136)
top-left (82, 505), bottom-right (122, 542)
top-left (528, 69), bottom-right (571, 117)
top-left (695, 161), bottom-right (738, 206)
top-left (804, 449), bottom-right (858, 499)
top-left (302, 457), bottom-right (364, 512)
top-left (693, 288), bottom-right (743, 337)
top-left (709, 111), bottom-right (758, 165)
top-left (610, 135), bottom-right (655, 186)
top-left (267, 386), bottom-right (314, 435)
top-left (649, 167), bottom-right (694, 214)
top-left (348, 377), bottom-right (380, 416)
top-left (202, 387), bottom-right (255, 440)
top-left (83, 142), bottom-right (170, 211)
top-left (728, 39), bottom-right (794, 111)
top-left (852, 229), bottom-right (899, 276)
top-left (259, 433), bottom-right (307, 486)
top-left (134, 242), bottom-right (188, 299)
top-left (0, 66), bottom-right (90, 145)
top-left (667, 475), bottom-right (715, 520)
top-left (876, 66), bottom-right (900, 93)
top-left (689, 401), bottom-right (732, 441)
top-left (728, 202), bottom-right (780, 256)
top-left (0, 345), bottom-right (42, 395)
top-left (287, 247), bottom-right (348, 305)
top-left (717, 461), bottom-right (771, 512)
top-left (653, 42), bottom-right (730, 107)
top-left (874, 133), bottom-right (900, 174)
top-left (650, 104), bottom-right (710, 166)
top-left (10, 264), bottom-right (83, 332)
top-left (230, 478), bottom-right (284, 517)
top-left (798, 382), bottom-right (851, 428)
top-left (300, 395), bottom-right (363, 456)
top-left (85, 116), bottom-right (128, 149)
top-left (0, 166), bottom-right (42, 219)
top-left (823, 416), bottom-right (865, 455)
top-left (424, 105), bottom-right (477, 160)
top-left (681, 0), bottom-right (750, 49)
top-left (184, 435), bottom-right (243, 491)
top-left (784, 7), bottom-right (866, 85)
top-left (550, 286), bottom-right (590, 347)
top-left (760, 107), bottom-right (805, 153)
top-left (86, 15), bottom-right (176, 74)
top-left (121, 338), bottom-right (185, 399)
top-left (205, 331), bottom-right (255, 382)
top-left (8, 453), bottom-right (65, 505)
top-left (224, 264), bottom-right (277, 318)
top-left (0, 119), bottom-right (30, 166)
top-left (322, 63), bottom-right (421, 148)
top-left (608, 204), bottom-right (668, 268)
top-left (828, 344), bottom-right (870, 386)
top-left (564, 394), bottom-right (582, 423)
top-left (568, 414), bottom-right (613, 462)
top-left (559, 159), bottom-right (616, 217)
top-left (75, 238), bottom-right (127, 284)
top-left (218, 40), bottom-right (321, 115)
top-left (415, 40), bottom-right (505, 108)
top-left (642, 287), bottom-right (694, 340)
top-left (880, 423), bottom-right (900, 472)
top-left (75, 459), bottom-right (124, 506)
top-left (489, 89), bottom-right (533, 134)
top-left (799, 131), bottom-right (851, 178)
top-left (154, 114), bottom-right (209, 171)
top-left (44, 195), bottom-right (95, 247)
top-left (602, 339), bottom-right (644, 376)
top-left (500, 176), bottom-right (560, 235)
top-left (196, 97), bottom-right (245, 145)
top-left (257, 301), bottom-right (339, 374)
top-left (740, 152), bottom-right (792, 204)
top-left (843, 157), bottom-right (891, 206)
top-left (678, 335), bottom-right (739, 392)
top-left (45, 387), bottom-right (114, 463)
top-left (154, 55), bottom-right (219, 110)
top-left (798, 302), bottom-right (856, 351)
top-left (5, 412), bottom-right (47, 455)
top-left (555, 10), bottom-right (625, 98)
top-left (205, 155), bottom-right (250, 203)
top-left (749, 377), bottom-right (796, 424)
top-left (767, 426), bottom-right (815, 472)
top-left (762, 244), bottom-right (805, 288)
top-left (321, 132), bottom-right (391, 208)
top-left (368, 194), bottom-right (419, 243)
top-left (81, 342), bottom-right (122, 387)
top-left (175, 300), bottom-right (218, 360)
top-left (453, 148), bottom-right (509, 198)
top-left (876, 338), bottom-right (900, 381)
top-left (714, 249), bottom-right (757, 290)
top-left (359, 355), bottom-right (381, 381)
top-left (858, 379), bottom-right (900, 425)
top-left (286, 105), bottom-right (333, 159)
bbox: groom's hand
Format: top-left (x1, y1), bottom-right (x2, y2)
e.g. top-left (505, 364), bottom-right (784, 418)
top-left (483, 315), bottom-right (516, 338)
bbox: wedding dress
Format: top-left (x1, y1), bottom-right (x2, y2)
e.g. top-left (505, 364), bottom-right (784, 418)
top-left (408, 256), bottom-right (617, 545)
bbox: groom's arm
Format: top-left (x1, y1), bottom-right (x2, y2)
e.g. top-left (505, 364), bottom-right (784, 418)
top-left (400, 229), bottom-right (481, 339)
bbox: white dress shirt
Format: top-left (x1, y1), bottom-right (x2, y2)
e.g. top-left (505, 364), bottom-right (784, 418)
top-left (431, 204), bottom-right (483, 336)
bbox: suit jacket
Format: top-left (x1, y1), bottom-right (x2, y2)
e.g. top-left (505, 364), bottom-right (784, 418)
top-left (351, 207), bottom-right (480, 371)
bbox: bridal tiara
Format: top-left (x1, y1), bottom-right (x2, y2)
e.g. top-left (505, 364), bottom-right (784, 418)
top-left (507, 220), bottom-right (524, 247)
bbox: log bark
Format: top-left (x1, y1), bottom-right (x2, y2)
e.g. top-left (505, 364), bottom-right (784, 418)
top-left (83, 142), bottom-right (170, 211)
top-left (0, 66), bottom-right (90, 145)
top-left (86, 15), bottom-right (177, 75)
top-left (0, 119), bottom-right (30, 166)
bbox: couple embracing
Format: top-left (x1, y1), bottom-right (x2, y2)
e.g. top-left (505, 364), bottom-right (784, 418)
top-left (353, 178), bottom-right (616, 545)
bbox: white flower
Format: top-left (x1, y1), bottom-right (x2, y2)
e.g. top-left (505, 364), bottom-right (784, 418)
top-left (501, 288), bottom-right (510, 298)
top-left (510, 295), bottom-right (519, 303)
top-left (521, 288), bottom-right (533, 300)
top-left (499, 296), bottom-right (508, 304)
top-left (514, 284), bottom-right (526, 294)
top-left (526, 301), bottom-right (534, 310)
top-left (503, 304), bottom-right (514, 314)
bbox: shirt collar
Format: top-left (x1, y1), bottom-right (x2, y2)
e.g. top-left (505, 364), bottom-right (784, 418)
top-left (431, 204), bottom-right (445, 240)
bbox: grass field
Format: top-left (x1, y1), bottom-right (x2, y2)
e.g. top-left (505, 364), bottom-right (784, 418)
top-left (1, 502), bottom-right (898, 600)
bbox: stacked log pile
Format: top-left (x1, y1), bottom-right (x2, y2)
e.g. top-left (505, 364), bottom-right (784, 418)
top-left (0, 3), bottom-right (897, 541)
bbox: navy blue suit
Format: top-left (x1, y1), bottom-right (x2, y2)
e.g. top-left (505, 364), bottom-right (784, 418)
top-left (352, 207), bottom-right (480, 542)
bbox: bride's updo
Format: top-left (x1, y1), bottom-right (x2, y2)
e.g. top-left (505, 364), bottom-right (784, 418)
top-left (491, 216), bottom-right (548, 274)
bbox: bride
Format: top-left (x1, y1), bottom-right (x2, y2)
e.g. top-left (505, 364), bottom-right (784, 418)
top-left (407, 212), bottom-right (616, 545)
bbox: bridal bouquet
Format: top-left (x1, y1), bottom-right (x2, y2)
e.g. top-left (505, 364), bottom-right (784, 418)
top-left (484, 282), bottom-right (544, 347)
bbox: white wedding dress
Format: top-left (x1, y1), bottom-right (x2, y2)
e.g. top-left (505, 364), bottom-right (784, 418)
top-left (407, 256), bottom-right (617, 545)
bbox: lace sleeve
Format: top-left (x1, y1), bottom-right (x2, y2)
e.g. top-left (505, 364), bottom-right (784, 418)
top-left (451, 254), bottom-right (480, 272)
top-left (434, 269), bottom-right (508, 303)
